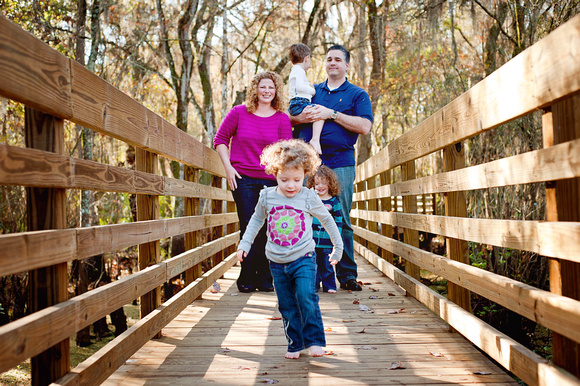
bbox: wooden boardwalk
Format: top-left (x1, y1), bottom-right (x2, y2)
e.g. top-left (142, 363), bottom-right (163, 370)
top-left (103, 257), bottom-right (517, 385)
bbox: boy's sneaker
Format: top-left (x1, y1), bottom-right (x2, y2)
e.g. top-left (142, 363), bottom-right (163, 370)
top-left (340, 279), bottom-right (362, 291)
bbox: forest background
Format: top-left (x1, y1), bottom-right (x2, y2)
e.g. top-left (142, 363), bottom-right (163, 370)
top-left (1, 0), bottom-right (580, 372)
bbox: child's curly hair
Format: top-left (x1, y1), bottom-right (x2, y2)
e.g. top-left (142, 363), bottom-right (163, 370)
top-left (260, 139), bottom-right (321, 177)
top-left (306, 165), bottom-right (341, 197)
top-left (245, 71), bottom-right (287, 113)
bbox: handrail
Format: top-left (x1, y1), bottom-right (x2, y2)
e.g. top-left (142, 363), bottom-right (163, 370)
top-left (0, 14), bottom-right (238, 384)
top-left (352, 13), bottom-right (580, 386)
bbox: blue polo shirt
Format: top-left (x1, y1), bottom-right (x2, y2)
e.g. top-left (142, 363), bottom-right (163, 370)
top-left (295, 79), bottom-right (373, 168)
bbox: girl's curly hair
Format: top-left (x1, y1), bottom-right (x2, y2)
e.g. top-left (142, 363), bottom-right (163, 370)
top-left (260, 139), bottom-right (321, 177)
top-left (306, 165), bottom-right (341, 197)
top-left (245, 71), bottom-right (287, 113)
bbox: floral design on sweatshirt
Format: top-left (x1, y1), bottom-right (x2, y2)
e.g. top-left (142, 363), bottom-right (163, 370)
top-left (268, 205), bottom-right (305, 246)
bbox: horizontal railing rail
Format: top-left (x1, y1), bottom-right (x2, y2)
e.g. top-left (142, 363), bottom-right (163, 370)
top-left (352, 13), bottom-right (580, 386)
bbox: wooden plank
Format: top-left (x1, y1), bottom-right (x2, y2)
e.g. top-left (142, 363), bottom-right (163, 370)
top-left (546, 94), bottom-right (580, 377)
top-left (184, 166), bottom-right (202, 285)
top-left (25, 108), bottom-right (70, 384)
top-left (354, 138), bottom-right (580, 200)
top-left (0, 263), bottom-right (166, 374)
top-left (53, 255), bottom-right (238, 386)
top-left (350, 209), bottom-right (580, 263)
top-left (0, 16), bottom-right (73, 119)
top-left (356, 14), bottom-right (580, 182)
top-left (355, 242), bottom-right (580, 386)
top-left (0, 144), bottom-right (233, 201)
top-left (443, 142), bottom-right (471, 313)
top-left (100, 260), bottom-right (517, 386)
top-left (353, 225), bottom-right (580, 345)
top-left (0, 214), bottom-right (238, 276)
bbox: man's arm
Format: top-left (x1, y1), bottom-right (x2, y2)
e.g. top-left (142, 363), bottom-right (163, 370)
top-left (305, 105), bottom-right (371, 135)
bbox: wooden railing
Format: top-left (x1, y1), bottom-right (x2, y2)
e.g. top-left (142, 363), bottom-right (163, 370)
top-left (352, 14), bottom-right (580, 386)
top-left (0, 15), bottom-right (238, 385)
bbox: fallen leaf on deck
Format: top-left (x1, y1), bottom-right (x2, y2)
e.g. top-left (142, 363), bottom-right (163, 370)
top-left (353, 299), bottom-right (360, 304)
top-left (325, 327), bottom-right (333, 332)
top-left (357, 328), bottom-right (366, 333)
top-left (324, 351), bottom-right (334, 355)
top-left (359, 304), bottom-right (373, 312)
top-left (342, 319), bottom-right (355, 323)
top-left (210, 280), bottom-right (221, 293)
top-left (387, 308), bottom-right (405, 314)
top-left (375, 281), bottom-right (382, 284)
top-left (219, 348), bottom-right (232, 354)
top-left (237, 366), bottom-right (252, 370)
top-left (363, 282), bottom-right (371, 285)
top-left (426, 347), bottom-right (444, 357)
top-left (369, 287), bottom-right (380, 292)
top-left (268, 317), bottom-right (282, 320)
top-left (261, 377), bottom-right (279, 384)
top-left (368, 295), bottom-right (381, 299)
top-left (231, 293), bottom-right (239, 296)
top-left (389, 361), bottom-right (406, 370)
top-left (474, 371), bottom-right (492, 375)
top-left (355, 346), bottom-right (378, 350)
top-left (387, 293), bottom-right (396, 296)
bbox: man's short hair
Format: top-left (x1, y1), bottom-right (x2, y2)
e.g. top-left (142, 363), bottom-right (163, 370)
top-left (289, 43), bottom-right (311, 64)
top-left (327, 44), bottom-right (350, 64)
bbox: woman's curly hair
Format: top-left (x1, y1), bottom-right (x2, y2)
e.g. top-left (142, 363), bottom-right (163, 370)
top-left (245, 71), bottom-right (287, 113)
top-left (306, 165), bottom-right (341, 197)
top-left (260, 139), bottom-right (321, 177)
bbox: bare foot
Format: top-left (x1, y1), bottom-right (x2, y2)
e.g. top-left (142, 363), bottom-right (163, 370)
top-left (310, 346), bottom-right (325, 357)
top-left (285, 351), bottom-right (301, 359)
top-left (310, 140), bottom-right (322, 155)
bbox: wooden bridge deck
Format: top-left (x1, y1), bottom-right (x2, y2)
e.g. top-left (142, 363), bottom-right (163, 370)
top-left (103, 257), bottom-right (517, 385)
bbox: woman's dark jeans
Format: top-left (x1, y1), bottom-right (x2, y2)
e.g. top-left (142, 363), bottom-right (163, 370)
top-left (232, 175), bottom-right (277, 291)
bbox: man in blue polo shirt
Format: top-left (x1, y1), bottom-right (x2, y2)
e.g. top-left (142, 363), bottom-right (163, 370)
top-left (290, 44), bottom-right (373, 291)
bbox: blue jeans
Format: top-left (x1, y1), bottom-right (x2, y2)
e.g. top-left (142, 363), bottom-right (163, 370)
top-left (289, 97), bottom-right (312, 116)
top-left (315, 248), bottom-right (336, 292)
top-left (332, 166), bottom-right (357, 284)
top-left (269, 252), bottom-right (326, 352)
top-left (232, 175), bottom-right (277, 291)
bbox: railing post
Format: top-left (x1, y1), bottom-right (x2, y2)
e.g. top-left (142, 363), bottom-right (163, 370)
top-left (184, 166), bottom-right (202, 285)
top-left (543, 94), bottom-right (580, 377)
top-left (367, 176), bottom-right (379, 255)
top-left (443, 142), bottom-right (471, 313)
top-left (25, 107), bottom-right (70, 385)
top-left (401, 161), bottom-right (420, 280)
top-left (354, 179), bottom-right (366, 247)
top-left (211, 175), bottom-right (224, 267)
top-left (136, 147), bottom-right (161, 337)
top-left (380, 171), bottom-right (394, 264)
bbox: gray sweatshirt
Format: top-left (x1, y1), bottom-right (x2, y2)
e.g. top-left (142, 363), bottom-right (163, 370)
top-left (238, 186), bottom-right (344, 264)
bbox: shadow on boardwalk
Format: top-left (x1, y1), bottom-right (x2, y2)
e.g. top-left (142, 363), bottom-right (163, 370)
top-left (104, 256), bottom-right (517, 385)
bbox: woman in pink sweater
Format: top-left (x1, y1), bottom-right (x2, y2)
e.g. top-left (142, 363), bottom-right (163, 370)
top-left (214, 71), bottom-right (292, 292)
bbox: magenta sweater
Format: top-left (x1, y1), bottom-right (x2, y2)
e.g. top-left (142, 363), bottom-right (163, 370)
top-left (213, 105), bottom-right (292, 180)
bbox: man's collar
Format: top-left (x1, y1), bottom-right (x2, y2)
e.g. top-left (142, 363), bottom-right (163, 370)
top-left (322, 77), bottom-right (349, 91)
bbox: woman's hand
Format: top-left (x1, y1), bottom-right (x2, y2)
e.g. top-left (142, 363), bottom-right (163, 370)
top-left (225, 164), bottom-right (242, 191)
top-left (237, 249), bottom-right (247, 262)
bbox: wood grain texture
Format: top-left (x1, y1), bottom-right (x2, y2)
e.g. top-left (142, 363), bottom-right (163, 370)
top-left (355, 243), bottom-right (580, 386)
top-left (353, 226), bottom-right (580, 345)
top-left (350, 209), bottom-right (580, 263)
top-left (354, 137), bottom-right (580, 200)
top-left (356, 14), bottom-right (580, 183)
top-left (55, 254), bottom-right (237, 386)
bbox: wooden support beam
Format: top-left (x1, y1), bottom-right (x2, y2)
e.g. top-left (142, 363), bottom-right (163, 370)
top-left (543, 94), bottom-right (580, 377)
top-left (401, 161), bottom-right (420, 280)
top-left (380, 171), bottom-right (393, 264)
top-left (25, 107), bottom-right (70, 385)
top-left (211, 176), bottom-right (224, 267)
top-left (136, 147), bottom-right (161, 338)
top-left (443, 142), bottom-right (471, 313)
top-left (184, 166), bottom-right (201, 285)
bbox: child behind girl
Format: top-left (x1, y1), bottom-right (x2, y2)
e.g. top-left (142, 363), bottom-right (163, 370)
top-left (237, 139), bottom-right (344, 359)
top-left (306, 165), bottom-right (343, 293)
top-left (287, 43), bottom-right (324, 155)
